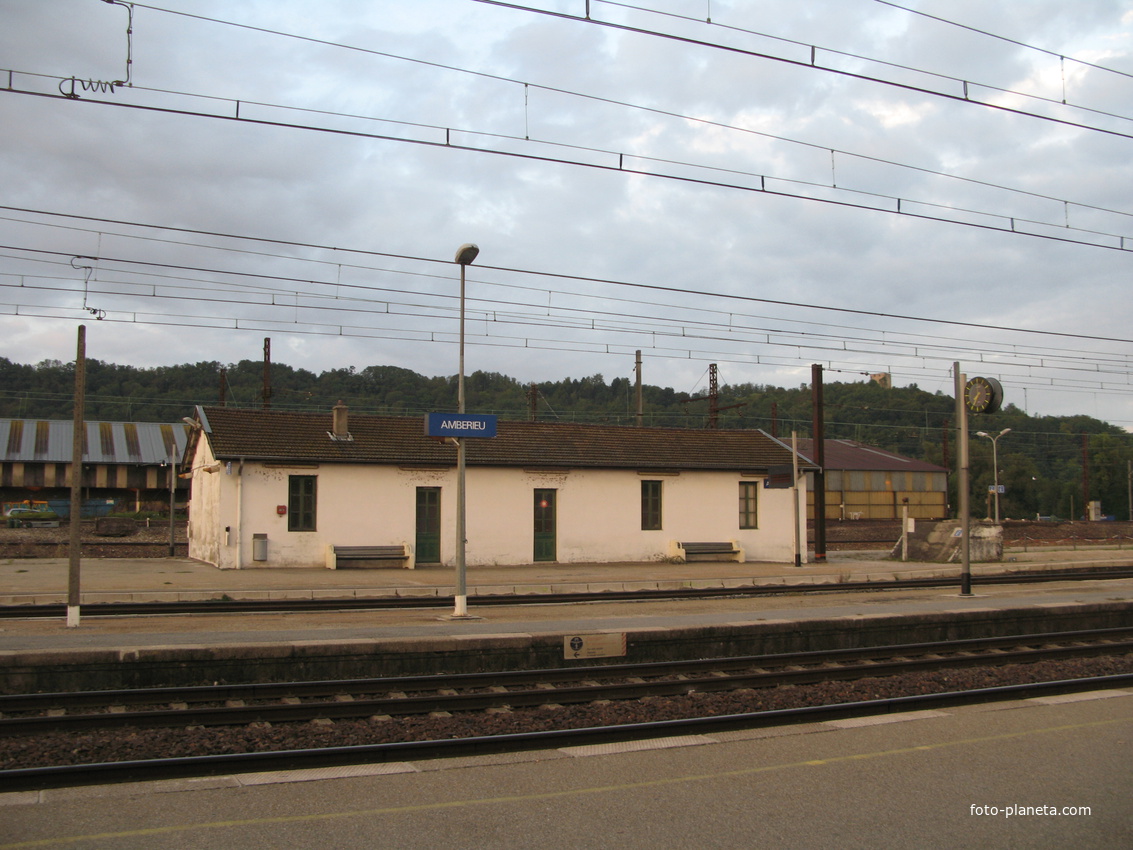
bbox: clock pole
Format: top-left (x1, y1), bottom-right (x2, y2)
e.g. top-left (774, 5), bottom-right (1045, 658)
top-left (954, 363), bottom-right (972, 596)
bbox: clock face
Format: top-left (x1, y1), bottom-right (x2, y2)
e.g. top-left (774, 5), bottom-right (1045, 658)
top-left (964, 376), bottom-right (1003, 414)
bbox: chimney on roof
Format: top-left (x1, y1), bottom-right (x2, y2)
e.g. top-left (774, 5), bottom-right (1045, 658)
top-left (331, 400), bottom-right (350, 440)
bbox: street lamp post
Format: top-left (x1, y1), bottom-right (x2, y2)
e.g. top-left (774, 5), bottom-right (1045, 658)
top-left (454, 243), bottom-right (479, 618)
top-left (976, 428), bottom-right (1011, 524)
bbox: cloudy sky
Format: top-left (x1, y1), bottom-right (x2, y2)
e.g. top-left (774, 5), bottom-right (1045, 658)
top-left (1, 0), bottom-right (1131, 426)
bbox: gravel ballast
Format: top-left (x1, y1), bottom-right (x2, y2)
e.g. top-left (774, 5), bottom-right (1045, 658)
top-left (2, 654), bottom-right (1130, 771)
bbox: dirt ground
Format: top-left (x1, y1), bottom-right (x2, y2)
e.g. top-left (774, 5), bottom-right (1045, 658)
top-left (819, 518), bottom-right (1133, 548)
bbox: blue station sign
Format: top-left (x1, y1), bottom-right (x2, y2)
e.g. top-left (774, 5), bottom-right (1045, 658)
top-left (424, 412), bottom-right (498, 439)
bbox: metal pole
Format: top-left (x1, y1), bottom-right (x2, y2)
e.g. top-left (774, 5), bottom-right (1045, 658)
top-left (635, 350), bottom-right (643, 426)
top-left (991, 436), bottom-right (1000, 524)
top-left (810, 364), bottom-right (826, 562)
top-left (67, 325), bottom-right (86, 628)
top-left (901, 498), bottom-right (909, 562)
top-left (955, 363), bottom-right (971, 596)
top-left (451, 243), bottom-right (478, 619)
top-left (792, 431), bottom-right (801, 567)
top-left (168, 451), bottom-right (176, 556)
top-left (455, 260), bottom-right (467, 617)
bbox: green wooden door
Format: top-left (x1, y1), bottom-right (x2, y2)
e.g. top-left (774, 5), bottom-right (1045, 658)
top-left (415, 487), bottom-right (441, 564)
top-left (533, 489), bottom-right (557, 562)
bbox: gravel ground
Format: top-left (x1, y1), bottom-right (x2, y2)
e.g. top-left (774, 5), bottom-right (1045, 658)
top-left (3, 519), bottom-right (1130, 558)
top-left (0, 523), bottom-right (185, 558)
top-left (2, 654), bottom-right (1129, 770)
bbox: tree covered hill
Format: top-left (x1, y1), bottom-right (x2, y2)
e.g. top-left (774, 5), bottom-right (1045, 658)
top-left (1, 356), bottom-right (1129, 520)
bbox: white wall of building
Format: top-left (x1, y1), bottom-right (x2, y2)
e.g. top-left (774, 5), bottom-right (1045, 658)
top-left (188, 458), bottom-right (808, 569)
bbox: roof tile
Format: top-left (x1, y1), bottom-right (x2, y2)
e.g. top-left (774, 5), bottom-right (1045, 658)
top-left (200, 407), bottom-right (808, 472)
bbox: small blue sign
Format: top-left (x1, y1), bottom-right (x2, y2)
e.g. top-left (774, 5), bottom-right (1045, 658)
top-left (425, 412), bottom-right (498, 439)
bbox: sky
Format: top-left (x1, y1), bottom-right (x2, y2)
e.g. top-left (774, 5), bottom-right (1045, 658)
top-left (1, 0), bottom-right (1131, 427)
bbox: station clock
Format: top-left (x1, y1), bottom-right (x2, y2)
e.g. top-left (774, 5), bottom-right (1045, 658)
top-left (964, 376), bottom-right (1003, 414)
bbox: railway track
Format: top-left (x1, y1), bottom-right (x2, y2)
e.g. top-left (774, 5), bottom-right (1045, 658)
top-left (2, 564), bottom-right (1132, 619)
top-left (5, 626), bottom-right (1132, 735)
top-left (2, 625), bottom-right (1131, 794)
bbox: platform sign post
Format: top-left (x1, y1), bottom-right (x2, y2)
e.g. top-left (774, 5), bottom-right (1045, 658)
top-left (425, 412), bottom-right (497, 618)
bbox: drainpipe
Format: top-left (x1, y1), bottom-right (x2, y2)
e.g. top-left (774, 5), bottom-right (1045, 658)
top-left (235, 457), bottom-right (245, 570)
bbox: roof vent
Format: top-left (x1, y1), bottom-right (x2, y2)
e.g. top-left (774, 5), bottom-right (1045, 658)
top-left (329, 400), bottom-right (353, 442)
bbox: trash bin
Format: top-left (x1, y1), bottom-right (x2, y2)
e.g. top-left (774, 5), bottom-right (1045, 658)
top-left (252, 533), bottom-right (268, 561)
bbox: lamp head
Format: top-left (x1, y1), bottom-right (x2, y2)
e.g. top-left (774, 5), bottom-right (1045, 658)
top-left (455, 243), bottom-right (480, 265)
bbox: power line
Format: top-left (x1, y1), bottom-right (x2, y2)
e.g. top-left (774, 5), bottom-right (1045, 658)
top-left (3, 231), bottom-right (1132, 398)
top-left (475, 0), bottom-right (1133, 139)
top-left (6, 252), bottom-right (1130, 396)
top-left (3, 221), bottom-right (1132, 346)
top-left (106, 4), bottom-right (1133, 228)
top-left (6, 209), bottom-right (1131, 368)
top-left (4, 81), bottom-right (1133, 257)
top-left (872, 0), bottom-right (1133, 81)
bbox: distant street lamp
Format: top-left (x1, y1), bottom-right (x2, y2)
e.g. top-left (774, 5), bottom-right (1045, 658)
top-left (454, 243), bottom-right (479, 618)
top-left (976, 428), bottom-right (1011, 523)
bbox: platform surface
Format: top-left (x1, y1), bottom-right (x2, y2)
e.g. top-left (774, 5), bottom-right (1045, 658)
top-left (1, 548), bottom-right (1131, 654)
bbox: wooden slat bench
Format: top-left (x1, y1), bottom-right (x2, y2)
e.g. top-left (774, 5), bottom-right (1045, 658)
top-left (670, 541), bottom-right (745, 563)
top-left (326, 544), bottom-right (415, 570)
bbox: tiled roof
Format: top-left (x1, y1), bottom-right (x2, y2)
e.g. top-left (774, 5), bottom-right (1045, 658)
top-left (197, 406), bottom-right (810, 472)
top-left (796, 439), bottom-right (946, 473)
top-left (0, 419), bottom-right (190, 465)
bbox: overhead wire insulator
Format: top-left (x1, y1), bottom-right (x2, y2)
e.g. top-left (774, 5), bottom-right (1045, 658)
top-left (60, 0), bottom-right (133, 99)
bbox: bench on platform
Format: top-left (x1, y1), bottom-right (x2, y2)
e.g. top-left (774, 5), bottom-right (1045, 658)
top-left (669, 540), bottom-right (744, 563)
top-left (326, 544), bottom-right (415, 570)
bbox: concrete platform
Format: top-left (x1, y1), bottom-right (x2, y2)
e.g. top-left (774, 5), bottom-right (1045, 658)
top-left (1, 548), bottom-right (1131, 691)
top-left (2, 546), bottom-right (1130, 605)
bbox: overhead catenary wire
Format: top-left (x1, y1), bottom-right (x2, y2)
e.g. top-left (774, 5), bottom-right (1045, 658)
top-left (475, 0), bottom-right (1133, 138)
top-left (0, 214), bottom-right (1123, 378)
top-left (1, 4), bottom-right (1130, 424)
top-left (4, 262), bottom-right (1127, 381)
top-left (3, 229), bottom-right (1132, 347)
top-left (5, 253), bottom-right (1131, 400)
top-left (5, 75), bottom-right (1133, 260)
top-left (10, 0), bottom-right (1128, 243)
top-left (871, 0), bottom-right (1133, 82)
top-left (55, 0), bottom-right (1133, 175)
top-left (3, 207), bottom-right (1131, 381)
top-left (41, 2), bottom-right (1131, 232)
top-left (2, 225), bottom-right (1132, 402)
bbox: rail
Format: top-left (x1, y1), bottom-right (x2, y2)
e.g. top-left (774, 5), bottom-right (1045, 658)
top-left (3, 626), bottom-right (1131, 736)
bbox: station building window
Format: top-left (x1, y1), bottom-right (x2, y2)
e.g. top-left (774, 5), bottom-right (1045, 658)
top-left (739, 482), bottom-right (758, 529)
top-left (641, 480), bottom-right (662, 530)
top-left (288, 475), bottom-right (317, 532)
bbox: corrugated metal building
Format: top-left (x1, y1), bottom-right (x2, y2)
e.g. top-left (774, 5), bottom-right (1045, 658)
top-left (1, 419), bottom-right (191, 513)
top-left (797, 438), bottom-right (949, 521)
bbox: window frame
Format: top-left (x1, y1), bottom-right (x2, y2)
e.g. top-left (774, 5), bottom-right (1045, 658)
top-left (739, 481), bottom-right (759, 529)
top-left (288, 474), bottom-right (317, 532)
top-left (641, 479), bottom-right (662, 530)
